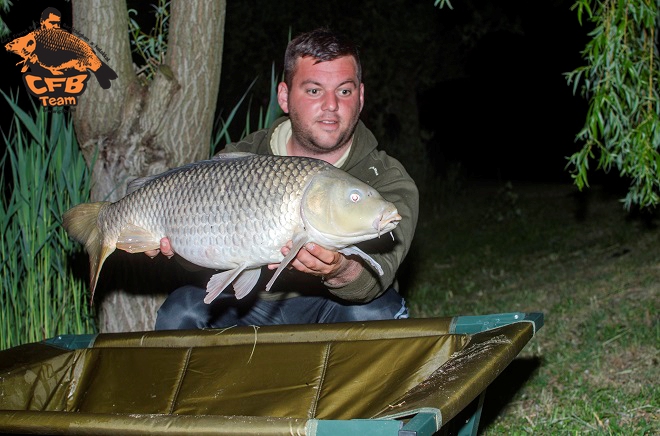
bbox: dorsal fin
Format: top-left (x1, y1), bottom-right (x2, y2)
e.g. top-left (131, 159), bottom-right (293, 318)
top-left (211, 151), bottom-right (255, 160)
top-left (126, 153), bottom-right (257, 195)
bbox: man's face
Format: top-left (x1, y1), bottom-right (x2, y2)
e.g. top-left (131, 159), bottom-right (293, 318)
top-left (42, 13), bottom-right (61, 29)
top-left (278, 55), bottom-right (364, 155)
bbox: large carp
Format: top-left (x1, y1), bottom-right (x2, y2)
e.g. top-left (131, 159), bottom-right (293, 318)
top-left (63, 152), bottom-right (401, 304)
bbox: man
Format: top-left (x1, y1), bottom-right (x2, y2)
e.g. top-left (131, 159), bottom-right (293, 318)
top-left (152, 28), bottom-right (419, 329)
top-left (40, 8), bottom-right (62, 29)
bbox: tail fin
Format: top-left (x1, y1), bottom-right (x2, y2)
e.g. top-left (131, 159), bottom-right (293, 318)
top-left (62, 202), bottom-right (115, 303)
top-left (93, 62), bottom-right (118, 89)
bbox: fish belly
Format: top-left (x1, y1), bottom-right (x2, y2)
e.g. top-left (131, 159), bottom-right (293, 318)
top-left (168, 217), bottom-right (297, 270)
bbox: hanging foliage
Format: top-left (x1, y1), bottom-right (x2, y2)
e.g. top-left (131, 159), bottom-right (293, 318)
top-left (566, 0), bottom-right (660, 209)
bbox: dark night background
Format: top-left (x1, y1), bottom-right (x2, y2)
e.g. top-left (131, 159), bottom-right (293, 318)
top-left (1, 0), bottom-right (594, 187)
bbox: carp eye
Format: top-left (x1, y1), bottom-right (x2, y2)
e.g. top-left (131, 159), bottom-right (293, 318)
top-left (350, 192), bottom-right (361, 203)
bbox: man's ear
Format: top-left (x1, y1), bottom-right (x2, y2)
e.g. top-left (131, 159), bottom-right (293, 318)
top-left (359, 82), bottom-right (365, 113)
top-left (277, 82), bottom-right (289, 114)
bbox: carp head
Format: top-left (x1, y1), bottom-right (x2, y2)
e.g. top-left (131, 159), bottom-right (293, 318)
top-left (300, 169), bottom-right (401, 248)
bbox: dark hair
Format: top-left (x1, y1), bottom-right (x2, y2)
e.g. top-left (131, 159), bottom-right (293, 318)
top-left (283, 27), bottom-right (362, 87)
top-left (40, 7), bottom-right (61, 22)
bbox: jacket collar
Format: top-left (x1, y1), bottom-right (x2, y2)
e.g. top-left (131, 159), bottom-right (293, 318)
top-left (267, 117), bottom-right (378, 171)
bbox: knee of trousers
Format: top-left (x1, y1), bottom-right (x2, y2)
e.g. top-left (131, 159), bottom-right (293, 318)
top-left (159, 285), bottom-right (206, 311)
top-left (155, 285), bottom-right (208, 330)
top-left (331, 288), bottom-right (408, 322)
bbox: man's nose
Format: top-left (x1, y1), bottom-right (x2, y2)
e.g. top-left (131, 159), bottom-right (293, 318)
top-left (322, 92), bottom-right (338, 111)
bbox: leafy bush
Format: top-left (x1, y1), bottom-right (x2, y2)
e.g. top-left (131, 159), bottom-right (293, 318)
top-left (566, 0), bottom-right (660, 210)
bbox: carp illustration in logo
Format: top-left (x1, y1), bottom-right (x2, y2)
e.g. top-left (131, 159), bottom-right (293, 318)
top-left (5, 7), bottom-right (117, 107)
top-left (6, 29), bottom-right (118, 89)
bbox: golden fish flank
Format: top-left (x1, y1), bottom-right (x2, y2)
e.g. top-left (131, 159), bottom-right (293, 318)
top-left (63, 153), bottom-right (401, 304)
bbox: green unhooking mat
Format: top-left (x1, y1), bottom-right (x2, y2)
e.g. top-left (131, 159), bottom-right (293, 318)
top-left (0, 312), bottom-right (542, 435)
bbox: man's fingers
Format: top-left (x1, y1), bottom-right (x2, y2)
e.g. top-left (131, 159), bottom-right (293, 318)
top-left (303, 243), bottom-right (341, 266)
top-left (159, 237), bottom-right (175, 258)
top-left (293, 244), bottom-right (342, 276)
top-left (145, 237), bottom-right (174, 259)
top-left (271, 242), bottom-right (341, 276)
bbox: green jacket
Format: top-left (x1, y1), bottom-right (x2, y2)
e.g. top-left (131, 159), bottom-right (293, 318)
top-left (222, 117), bottom-right (419, 303)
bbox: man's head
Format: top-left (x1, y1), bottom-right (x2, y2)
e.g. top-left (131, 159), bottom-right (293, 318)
top-left (40, 8), bottom-right (61, 29)
top-left (283, 27), bottom-right (362, 88)
top-left (278, 28), bottom-right (364, 160)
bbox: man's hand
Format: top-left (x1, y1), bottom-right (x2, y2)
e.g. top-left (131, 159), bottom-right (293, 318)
top-left (268, 241), bottom-right (363, 286)
top-left (145, 237), bottom-right (175, 259)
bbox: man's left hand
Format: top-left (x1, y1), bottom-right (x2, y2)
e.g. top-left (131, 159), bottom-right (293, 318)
top-left (268, 242), bottom-right (363, 286)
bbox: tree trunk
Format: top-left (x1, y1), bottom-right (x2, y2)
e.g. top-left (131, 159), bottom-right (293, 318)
top-left (72, 0), bottom-right (226, 332)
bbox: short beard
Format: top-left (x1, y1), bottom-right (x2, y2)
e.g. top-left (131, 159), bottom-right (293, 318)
top-left (289, 108), bottom-right (359, 156)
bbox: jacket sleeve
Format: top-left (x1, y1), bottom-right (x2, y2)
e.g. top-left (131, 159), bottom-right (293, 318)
top-left (324, 153), bottom-right (419, 303)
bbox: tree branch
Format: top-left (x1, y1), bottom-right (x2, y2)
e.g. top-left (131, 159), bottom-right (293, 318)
top-left (157, 0), bottom-right (226, 164)
top-left (72, 0), bottom-right (135, 146)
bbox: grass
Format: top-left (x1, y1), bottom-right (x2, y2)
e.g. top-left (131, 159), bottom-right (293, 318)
top-left (0, 93), bottom-right (96, 350)
top-left (404, 179), bottom-right (659, 434)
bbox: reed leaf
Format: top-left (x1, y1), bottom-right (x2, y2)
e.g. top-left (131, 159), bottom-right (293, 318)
top-left (0, 91), bottom-right (97, 350)
top-left (211, 62), bottom-right (283, 156)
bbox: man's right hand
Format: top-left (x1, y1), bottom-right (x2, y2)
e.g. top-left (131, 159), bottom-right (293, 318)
top-left (145, 237), bottom-right (174, 259)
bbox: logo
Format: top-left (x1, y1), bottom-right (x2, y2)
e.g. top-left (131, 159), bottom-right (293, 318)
top-left (4, 7), bottom-right (117, 109)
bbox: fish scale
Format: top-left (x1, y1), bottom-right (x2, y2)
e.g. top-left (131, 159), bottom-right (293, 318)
top-left (63, 152), bottom-right (401, 303)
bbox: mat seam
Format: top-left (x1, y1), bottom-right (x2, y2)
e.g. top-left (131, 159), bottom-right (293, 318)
top-left (169, 347), bottom-right (192, 414)
top-left (309, 342), bottom-right (331, 418)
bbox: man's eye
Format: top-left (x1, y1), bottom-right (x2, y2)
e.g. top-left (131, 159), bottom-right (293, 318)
top-left (307, 89), bottom-right (320, 95)
top-left (339, 89), bottom-right (352, 96)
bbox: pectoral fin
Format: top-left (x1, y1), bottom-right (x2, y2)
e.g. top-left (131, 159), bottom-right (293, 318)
top-left (265, 232), bottom-right (309, 292)
top-left (339, 246), bottom-right (384, 276)
top-left (116, 223), bottom-right (161, 253)
top-left (204, 263), bottom-right (249, 304)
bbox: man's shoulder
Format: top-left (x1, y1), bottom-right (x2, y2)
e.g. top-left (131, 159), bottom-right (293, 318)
top-left (348, 122), bottom-right (409, 175)
top-left (348, 146), bottom-right (413, 184)
top-left (227, 129), bottom-right (270, 153)
top-left (223, 117), bottom-right (288, 154)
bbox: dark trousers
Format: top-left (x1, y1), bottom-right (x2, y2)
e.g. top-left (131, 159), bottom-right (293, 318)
top-left (155, 285), bottom-right (409, 330)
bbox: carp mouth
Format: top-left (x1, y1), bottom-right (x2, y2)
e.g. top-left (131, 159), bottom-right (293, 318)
top-left (373, 208), bottom-right (401, 237)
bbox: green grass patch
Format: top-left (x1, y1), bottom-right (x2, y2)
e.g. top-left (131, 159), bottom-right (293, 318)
top-left (405, 181), bottom-right (659, 434)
